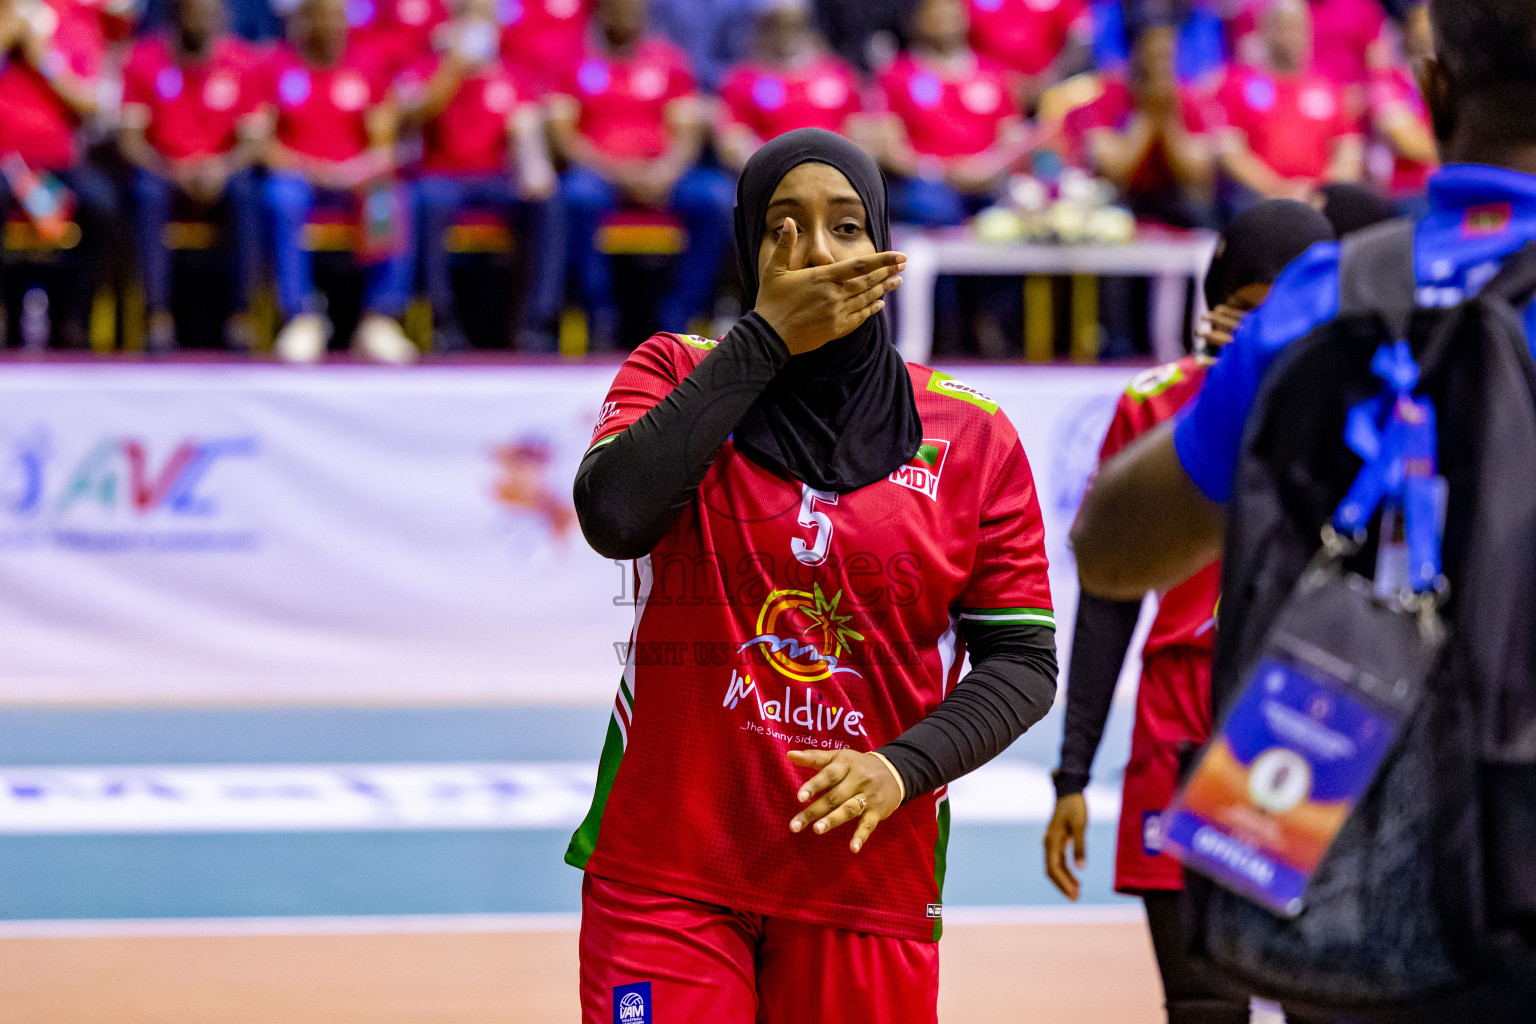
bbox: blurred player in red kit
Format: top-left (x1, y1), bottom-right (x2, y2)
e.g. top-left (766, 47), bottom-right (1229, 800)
top-left (963, 0), bottom-right (1092, 109)
top-left (0, 0), bottom-right (117, 349)
top-left (1212, 0), bottom-right (1361, 211)
top-left (716, 0), bottom-right (863, 173)
top-left (260, 0), bottom-right (417, 364)
top-left (396, 0), bottom-right (563, 352)
top-left (120, 0), bottom-right (266, 352)
top-left (1045, 199), bottom-right (1335, 1024)
top-left (549, 0), bottom-right (732, 348)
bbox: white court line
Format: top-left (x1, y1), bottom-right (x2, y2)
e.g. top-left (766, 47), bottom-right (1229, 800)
top-left (0, 760), bottom-right (1120, 834)
top-left (0, 905), bottom-right (1144, 939)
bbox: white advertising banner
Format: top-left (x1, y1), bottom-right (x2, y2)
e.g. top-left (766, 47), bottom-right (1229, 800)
top-left (0, 362), bottom-right (1134, 704)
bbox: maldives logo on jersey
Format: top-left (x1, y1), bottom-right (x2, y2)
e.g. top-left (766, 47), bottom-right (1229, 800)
top-left (722, 670), bottom-right (869, 740)
top-left (740, 585), bottom-right (865, 682)
top-left (888, 438), bottom-right (949, 500)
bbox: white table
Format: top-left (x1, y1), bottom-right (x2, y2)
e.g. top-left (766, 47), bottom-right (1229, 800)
top-left (893, 229), bottom-right (1220, 364)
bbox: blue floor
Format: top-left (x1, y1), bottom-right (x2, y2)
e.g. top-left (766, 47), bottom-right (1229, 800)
top-left (0, 704), bottom-right (1132, 919)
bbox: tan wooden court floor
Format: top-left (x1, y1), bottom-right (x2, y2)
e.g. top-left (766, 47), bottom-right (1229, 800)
top-left (0, 920), bottom-right (1162, 1023)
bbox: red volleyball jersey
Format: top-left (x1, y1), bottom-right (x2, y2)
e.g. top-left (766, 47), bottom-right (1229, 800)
top-left (1097, 358), bottom-right (1219, 659)
top-left (965, 0), bottom-right (1089, 78)
top-left (1061, 76), bottom-right (1211, 196)
top-left (499, 0), bottom-right (590, 90)
top-left (0, 0), bottom-right (102, 171)
top-left (1094, 358), bottom-right (1220, 891)
top-left (1213, 65), bottom-right (1357, 185)
top-left (718, 56), bottom-right (862, 143)
top-left (347, 0), bottom-right (450, 80)
top-left (1368, 66), bottom-right (1434, 199)
top-left (876, 52), bottom-right (1019, 161)
top-left (261, 45), bottom-right (386, 163)
top-left (567, 334), bottom-right (1054, 942)
top-left (121, 35), bottom-right (261, 161)
top-left (395, 56), bottom-right (538, 174)
top-left (555, 37), bottom-right (696, 161)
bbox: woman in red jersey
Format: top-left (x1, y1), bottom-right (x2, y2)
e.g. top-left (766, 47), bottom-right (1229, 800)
top-left (567, 128), bottom-right (1059, 1023)
top-left (1044, 200), bottom-right (1337, 1024)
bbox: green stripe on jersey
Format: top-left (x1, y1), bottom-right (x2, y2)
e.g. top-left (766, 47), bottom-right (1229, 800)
top-left (564, 712), bottom-right (626, 870)
top-left (931, 797), bottom-right (951, 942)
top-left (586, 434), bottom-right (619, 455)
top-left (958, 607), bottom-right (1056, 628)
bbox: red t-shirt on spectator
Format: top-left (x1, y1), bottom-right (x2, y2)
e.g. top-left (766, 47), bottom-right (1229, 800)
top-left (1228, 0), bottom-right (1384, 87)
top-left (1214, 65), bottom-right (1356, 183)
top-left (557, 37), bottom-right (695, 161)
top-left (396, 56), bottom-right (539, 174)
top-left (122, 35), bottom-right (261, 161)
top-left (966, 0), bottom-right (1089, 78)
top-left (348, 0), bottom-right (450, 79)
top-left (1369, 65), bottom-right (1434, 198)
top-left (1063, 77), bottom-right (1209, 195)
top-left (0, 0), bottom-right (102, 170)
top-left (500, 0), bottom-right (590, 90)
top-left (1306, 0), bottom-right (1385, 89)
top-left (718, 55), bottom-right (861, 142)
top-left (877, 52), bottom-right (1019, 160)
top-left (261, 45), bottom-right (385, 163)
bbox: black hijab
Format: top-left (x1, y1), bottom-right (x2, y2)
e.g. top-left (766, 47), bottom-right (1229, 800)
top-left (731, 129), bottom-right (923, 494)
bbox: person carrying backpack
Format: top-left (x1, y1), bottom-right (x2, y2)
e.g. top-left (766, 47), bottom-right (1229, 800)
top-left (1045, 199), bottom-right (1335, 1024)
top-left (1070, 0), bottom-right (1536, 1020)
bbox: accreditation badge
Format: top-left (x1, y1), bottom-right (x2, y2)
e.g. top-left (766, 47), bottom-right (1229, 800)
top-left (1161, 561), bottom-right (1445, 918)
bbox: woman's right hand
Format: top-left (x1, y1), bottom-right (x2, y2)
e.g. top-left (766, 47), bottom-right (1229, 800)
top-left (753, 218), bottom-right (905, 357)
top-left (1043, 792), bottom-right (1089, 902)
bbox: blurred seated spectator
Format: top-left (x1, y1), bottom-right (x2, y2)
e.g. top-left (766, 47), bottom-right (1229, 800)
top-left (0, 0), bottom-right (117, 350)
top-left (396, 0), bottom-right (561, 352)
top-left (965, 0), bottom-right (1093, 110)
top-left (877, 0), bottom-right (1030, 227)
top-left (120, 0), bottom-right (266, 353)
top-left (262, 0), bottom-right (417, 363)
top-left (1365, 0), bottom-right (1434, 215)
top-left (717, 0), bottom-right (863, 173)
top-left (1212, 0), bottom-right (1360, 213)
top-left (1064, 19), bottom-right (1216, 227)
top-left (500, 0), bottom-right (590, 92)
top-left (346, 0), bottom-right (449, 82)
top-left (649, 0), bottom-right (756, 92)
top-left (1229, 0), bottom-right (1388, 102)
top-left (811, 0), bottom-right (913, 74)
top-left (548, 0), bottom-right (732, 349)
top-left (1090, 0), bottom-right (1227, 86)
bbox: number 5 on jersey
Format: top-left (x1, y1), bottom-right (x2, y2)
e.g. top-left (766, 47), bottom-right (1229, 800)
top-left (791, 485), bottom-right (838, 566)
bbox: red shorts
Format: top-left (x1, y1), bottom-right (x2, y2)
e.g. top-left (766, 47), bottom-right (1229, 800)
top-left (1115, 648), bottom-right (1213, 893)
top-left (579, 873), bottom-right (940, 1024)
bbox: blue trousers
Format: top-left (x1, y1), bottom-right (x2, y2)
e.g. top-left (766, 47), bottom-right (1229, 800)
top-left (412, 174), bottom-right (564, 343)
top-left (264, 172), bottom-right (414, 319)
top-left (889, 176), bottom-right (995, 228)
top-left (560, 164), bottom-right (733, 336)
top-left (132, 166), bottom-right (261, 314)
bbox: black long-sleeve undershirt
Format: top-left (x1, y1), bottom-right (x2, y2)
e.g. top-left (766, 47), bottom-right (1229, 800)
top-left (877, 621), bottom-right (1058, 801)
top-left (574, 312), bottom-right (790, 561)
top-left (572, 315), bottom-right (1059, 799)
top-left (1054, 593), bottom-right (1142, 798)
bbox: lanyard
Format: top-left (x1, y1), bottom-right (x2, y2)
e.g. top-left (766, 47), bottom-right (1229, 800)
top-left (1332, 341), bottom-right (1443, 595)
